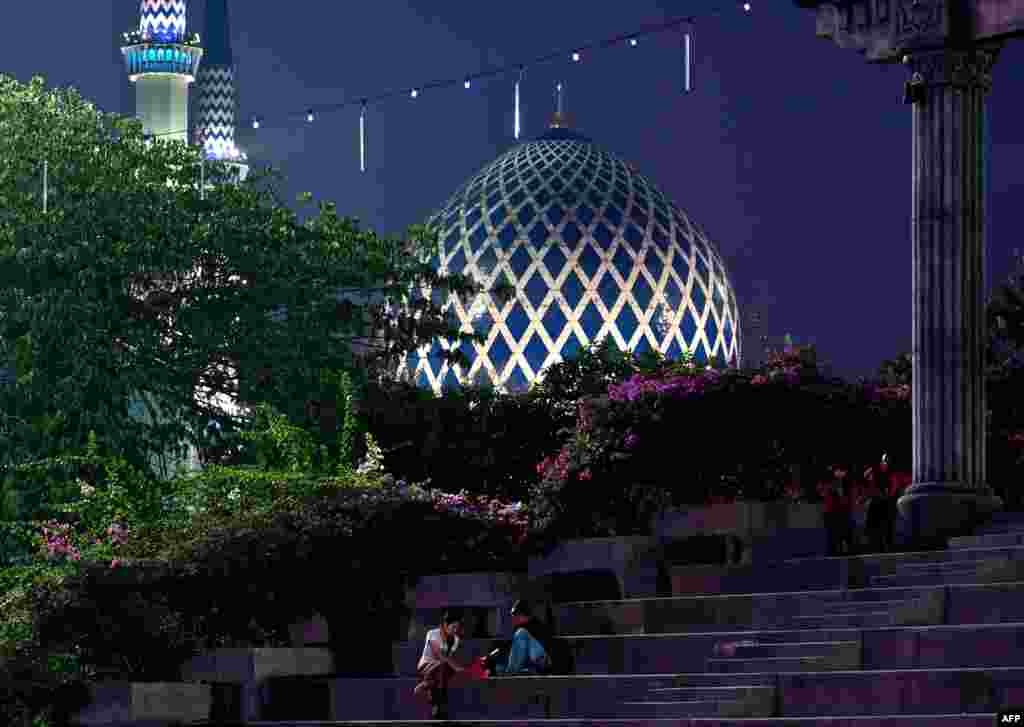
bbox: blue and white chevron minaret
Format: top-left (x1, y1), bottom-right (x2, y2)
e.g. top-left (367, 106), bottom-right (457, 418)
top-left (121, 0), bottom-right (203, 143)
top-left (139, 0), bottom-right (187, 42)
top-left (194, 0), bottom-right (243, 161)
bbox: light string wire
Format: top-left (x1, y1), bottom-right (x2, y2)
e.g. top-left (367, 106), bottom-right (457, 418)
top-left (137, 4), bottom-right (751, 141)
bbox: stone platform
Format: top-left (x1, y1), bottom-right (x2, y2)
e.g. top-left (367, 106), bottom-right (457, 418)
top-left (75, 511), bottom-right (1024, 725)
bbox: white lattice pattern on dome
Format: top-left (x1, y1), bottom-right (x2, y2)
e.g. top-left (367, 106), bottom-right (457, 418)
top-left (396, 131), bottom-right (742, 395)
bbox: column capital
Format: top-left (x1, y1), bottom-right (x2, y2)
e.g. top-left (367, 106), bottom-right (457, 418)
top-left (902, 45), bottom-right (1002, 93)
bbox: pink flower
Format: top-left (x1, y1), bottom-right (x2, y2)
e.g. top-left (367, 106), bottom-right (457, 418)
top-left (579, 469), bottom-right (593, 481)
top-left (750, 374), bottom-right (769, 386)
top-left (110, 559), bottom-right (121, 569)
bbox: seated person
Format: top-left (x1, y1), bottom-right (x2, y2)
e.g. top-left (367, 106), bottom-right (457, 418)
top-left (488, 599), bottom-right (552, 676)
top-left (414, 608), bottom-right (468, 719)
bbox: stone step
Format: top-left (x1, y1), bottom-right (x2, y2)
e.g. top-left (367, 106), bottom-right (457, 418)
top-left (643, 684), bottom-right (776, 701)
top-left (555, 581), bottom-right (1024, 636)
top-left (565, 622), bottom-right (1024, 674)
top-left (785, 612), bottom-right (894, 628)
top-left (706, 653), bottom-right (858, 673)
top-left (951, 533), bottom-right (1024, 549)
top-left (868, 545), bottom-right (1024, 564)
top-left (725, 640), bottom-right (861, 659)
top-left (612, 699), bottom-right (733, 718)
top-left (318, 668), bottom-right (1024, 720)
top-left (870, 572), bottom-right (1008, 587)
top-left (669, 547), bottom-right (1024, 597)
top-left (819, 598), bottom-right (919, 613)
top-left (892, 559), bottom-right (996, 572)
top-left (241, 716), bottom-right (999, 726)
top-left (985, 511), bottom-right (1024, 526)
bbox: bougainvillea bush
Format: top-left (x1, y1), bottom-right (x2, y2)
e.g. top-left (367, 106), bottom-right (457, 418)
top-left (358, 338), bottom-right (654, 505)
top-left (524, 343), bottom-right (914, 545)
top-left (0, 426), bottom-right (534, 726)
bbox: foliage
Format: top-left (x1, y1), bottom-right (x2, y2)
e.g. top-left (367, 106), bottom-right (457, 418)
top-left (524, 336), bottom-right (649, 432)
top-left (360, 378), bottom-right (560, 503)
top-left (360, 337), bottom-right (687, 504)
top-left (525, 348), bottom-right (914, 547)
top-left (0, 73), bottom-right (504, 494)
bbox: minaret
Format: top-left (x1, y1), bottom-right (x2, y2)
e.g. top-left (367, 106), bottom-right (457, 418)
top-left (193, 0), bottom-right (245, 165)
top-left (120, 1), bottom-right (203, 143)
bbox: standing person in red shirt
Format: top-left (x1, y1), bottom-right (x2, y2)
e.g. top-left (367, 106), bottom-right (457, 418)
top-left (821, 465), bottom-right (854, 557)
top-left (864, 454), bottom-right (896, 553)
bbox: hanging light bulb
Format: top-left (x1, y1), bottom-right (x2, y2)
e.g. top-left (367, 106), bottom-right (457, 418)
top-left (359, 100), bottom-right (367, 173)
top-left (252, 116), bottom-right (260, 129)
top-left (464, 77), bottom-right (471, 89)
top-left (629, 38), bottom-right (638, 47)
top-left (571, 51), bottom-right (581, 62)
top-left (743, 2), bottom-right (751, 10)
top-left (514, 67), bottom-right (523, 140)
top-left (410, 88), bottom-right (418, 98)
top-left (306, 109), bottom-right (315, 122)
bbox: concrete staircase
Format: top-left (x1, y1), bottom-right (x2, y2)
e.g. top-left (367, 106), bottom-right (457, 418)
top-left (74, 511), bottom-right (1024, 726)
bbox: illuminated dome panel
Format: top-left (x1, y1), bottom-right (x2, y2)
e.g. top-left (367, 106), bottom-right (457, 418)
top-left (398, 127), bottom-right (742, 395)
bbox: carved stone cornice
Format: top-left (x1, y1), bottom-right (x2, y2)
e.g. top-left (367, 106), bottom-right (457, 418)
top-left (810, 0), bottom-right (951, 62)
top-left (903, 45), bottom-right (1002, 93)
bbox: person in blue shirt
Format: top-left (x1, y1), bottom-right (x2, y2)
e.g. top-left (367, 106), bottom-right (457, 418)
top-left (490, 600), bottom-right (552, 675)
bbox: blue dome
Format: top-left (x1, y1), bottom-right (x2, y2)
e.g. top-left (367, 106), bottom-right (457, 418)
top-left (398, 128), bottom-right (742, 395)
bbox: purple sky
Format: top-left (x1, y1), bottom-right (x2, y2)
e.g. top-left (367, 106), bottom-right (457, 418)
top-left (3, 2), bottom-right (1021, 382)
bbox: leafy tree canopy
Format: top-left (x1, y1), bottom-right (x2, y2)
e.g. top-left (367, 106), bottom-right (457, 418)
top-left (0, 74), bottom-right (504, 484)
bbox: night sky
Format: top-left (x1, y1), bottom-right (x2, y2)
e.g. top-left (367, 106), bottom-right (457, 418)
top-left (3, 2), bottom-right (1022, 382)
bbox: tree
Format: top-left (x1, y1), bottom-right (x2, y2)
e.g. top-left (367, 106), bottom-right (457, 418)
top-left (987, 249), bottom-right (1024, 376)
top-left (0, 74), bottom-right (506, 489)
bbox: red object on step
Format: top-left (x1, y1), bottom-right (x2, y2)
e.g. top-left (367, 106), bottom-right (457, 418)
top-left (465, 658), bottom-right (490, 680)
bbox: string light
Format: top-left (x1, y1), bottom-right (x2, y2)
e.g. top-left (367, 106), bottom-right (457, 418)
top-left (142, 9), bottom-right (752, 147)
top-left (514, 67), bottom-right (523, 141)
top-left (306, 109), bottom-right (315, 122)
top-left (684, 27), bottom-right (694, 94)
top-left (359, 100), bottom-right (367, 173)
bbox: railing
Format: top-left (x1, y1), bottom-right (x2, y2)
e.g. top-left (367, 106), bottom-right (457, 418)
top-left (122, 43), bottom-right (203, 79)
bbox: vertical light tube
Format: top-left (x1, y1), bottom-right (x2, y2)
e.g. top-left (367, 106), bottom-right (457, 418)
top-left (684, 29), bottom-right (694, 94)
top-left (42, 160), bottom-right (48, 213)
top-left (359, 101), bottom-right (366, 173)
top-left (200, 159), bottom-right (205, 200)
top-left (514, 67), bottom-right (522, 140)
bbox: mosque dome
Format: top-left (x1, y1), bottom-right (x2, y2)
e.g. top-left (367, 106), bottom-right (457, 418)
top-left (396, 122), bottom-right (742, 395)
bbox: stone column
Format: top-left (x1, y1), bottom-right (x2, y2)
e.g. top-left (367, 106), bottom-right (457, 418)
top-left (897, 45), bottom-right (1004, 539)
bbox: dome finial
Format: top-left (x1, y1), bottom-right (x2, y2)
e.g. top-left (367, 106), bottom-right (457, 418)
top-left (550, 81), bottom-right (572, 129)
